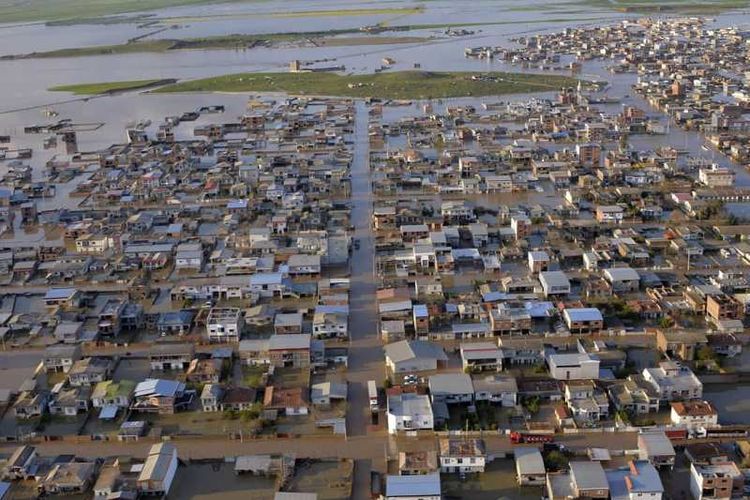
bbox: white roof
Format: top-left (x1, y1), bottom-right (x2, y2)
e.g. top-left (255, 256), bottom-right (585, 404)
top-left (539, 271), bottom-right (570, 287)
top-left (564, 308), bottom-right (603, 322)
top-left (515, 447), bottom-right (545, 475)
top-left (386, 473), bottom-right (441, 497)
top-left (604, 267), bottom-right (640, 282)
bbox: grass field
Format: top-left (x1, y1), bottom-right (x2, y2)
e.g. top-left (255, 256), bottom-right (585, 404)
top-left (0, 0), bottom-right (258, 24)
top-left (153, 70), bottom-right (579, 99)
top-left (577, 0), bottom-right (750, 13)
top-left (49, 79), bottom-right (175, 94)
top-left (2, 29), bottom-right (428, 60)
top-left (161, 6), bottom-right (424, 23)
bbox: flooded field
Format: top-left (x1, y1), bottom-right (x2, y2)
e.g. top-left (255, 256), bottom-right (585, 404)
top-left (170, 463), bottom-right (277, 499)
top-left (442, 458), bottom-right (543, 500)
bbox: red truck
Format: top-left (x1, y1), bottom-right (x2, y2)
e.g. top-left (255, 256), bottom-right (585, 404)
top-left (510, 431), bottom-right (554, 444)
top-left (664, 428), bottom-right (688, 441)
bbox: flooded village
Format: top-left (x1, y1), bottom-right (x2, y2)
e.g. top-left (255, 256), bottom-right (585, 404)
top-left (6, 0), bottom-right (750, 499)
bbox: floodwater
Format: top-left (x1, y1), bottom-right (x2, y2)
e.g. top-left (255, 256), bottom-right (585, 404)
top-left (0, 0), bottom-right (746, 222)
top-left (0, 0), bottom-right (634, 113)
top-left (703, 384), bottom-right (750, 424)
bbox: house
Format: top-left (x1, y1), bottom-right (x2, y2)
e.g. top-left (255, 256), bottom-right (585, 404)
top-left (384, 340), bottom-right (447, 373)
top-left (186, 357), bottom-right (222, 384)
top-left (689, 462), bottom-right (742, 500)
top-left (706, 293), bottom-right (743, 323)
top-left (44, 287), bottom-right (80, 308)
top-left (44, 344), bottom-right (82, 373)
top-left (398, 451), bottom-right (438, 476)
top-left (528, 250), bottom-right (551, 273)
top-left (656, 330), bottom-right (709, 361)
top-left (707, 333), bottom-right (742, 358)
top-left (685, 443), bottom-right (730, 466)
top-left (149, 343), bottom-right (194, 371)
top-left (312, 311), bottom-right (348, 339)
top-left (489, 303), bottom-right (532, 335)
top-left (250, 273), bottom-right (287, 298)
top-left (439, 438), bottom-right (485, 474)
top-left (200, 383), bottom-right (223, 412)
top-left (68, 357), bottom-right (113, 386)
top-left (499, 338), bottom-right (545, 366)
top-left (48, 385), bottom-right (90, 416)
top-left (428, 373), bottom-right (474, 404)
top-left (460, 342), bottom-right (503, 372)
top-left (413, 305), bottom-right (429, 335)
top-left (539, 271), bottom-right (571, 297)
top-left (207, 307), bottom-right (244, 343)
top-left (91, 380), bottom-right (135, 410)
top-left (132, 379), bottom-right (192, 414)
top-left (387, 393), bottom-right (434, 434)
top-left (547, 352), bottom-right (600, 380)
top-left (239, 334), bottom-right (311, 368)
top-left (53, 321), bottom-right (83, 344)
top-left (156, 310), bottom-right (195, 336)
top-left (274, 312), bottom-right (304, 335)
top-left (263, 386), bottom-right (309, 416)
top-left (287, 254), bottom-right (321, 276)
top-left (175, 242), bottom-right (204, 270)
top-left (638, 432), bottom-right (676, 469)
top-left (93, 460), bottom-right (134, 499)
top-left (642, 361), bottom-right (703, 402)
top-left (596, 205), bottom-right (624, 224)
top-left (564, 380), bottom-right (610, 422)
top-left (605, 460), bottom-right (664, 500)
top-left (40, 461), bottom-right (96, 496)
top-left (547, 461), bottom-right (609, 500)
top-left (137, 443), bottom-right (178, 497)
top-left (310, 381), bottom-right (347, 408)
top-left (2, 445), bottom-right (37, 480)
top-left (384, 473), bottom-right (441, 500)
top-left (221, 387), bottom-right (257, 412)
top-left (604, 267), bottom-right (640, 292)
top-left (670, 401), bottom-right (718, 431)
top-left (98, 299), bottom-right (126, 337)
top-left (563, 308), bottom-right (604, 334)
top-left (515, 447), bottom-right (546, 486)
top-left (608, 377), bottom-right (660, 415)
top-left (473, 375), bottom-right (518, 407)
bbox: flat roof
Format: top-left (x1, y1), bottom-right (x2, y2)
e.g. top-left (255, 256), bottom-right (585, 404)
top-left (514, 447), bottom-right (545, 475)
top-left (386, 473), bottom-right (441, 497)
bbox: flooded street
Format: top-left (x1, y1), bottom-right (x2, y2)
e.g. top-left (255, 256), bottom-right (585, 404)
top-left (3, 2), bottom-right (750, 498)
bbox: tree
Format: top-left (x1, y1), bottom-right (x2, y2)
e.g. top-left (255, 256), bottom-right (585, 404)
top-left (696, 345), bottom-right (717, 362)
top-left (523, 396), bottom-right (541, 415)
top-left (616, 409), bottom-right (631, 425)
top-left (545, 450), bottom-right (569, 471)
top-left (658, 316), bottom-right (674, 329)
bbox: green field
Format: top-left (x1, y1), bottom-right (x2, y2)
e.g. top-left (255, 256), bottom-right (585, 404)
top-left (1, 29), bottom-right (429, 60)
top-left (162, 6), bottom-right (424, 23)
top-left (578, 0), bottom-right (750, 13)
top-left (49, 79), bottom-right (176, 95)
top-left (153, 71), bottom-right (580, 99)
top-left (0, 0), bottom-right (259, 24)
top-left (0, 1), bottom-right (422, 24)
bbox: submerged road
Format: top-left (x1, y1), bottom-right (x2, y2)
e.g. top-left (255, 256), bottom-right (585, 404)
top-left (0, 431), bottom-right (639, 463)
top-left (345, 100), bottom-right (383, 499)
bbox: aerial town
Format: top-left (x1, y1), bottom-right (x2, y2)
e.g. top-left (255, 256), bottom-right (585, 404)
top-left (6, 0), bottom-right (750, 499)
